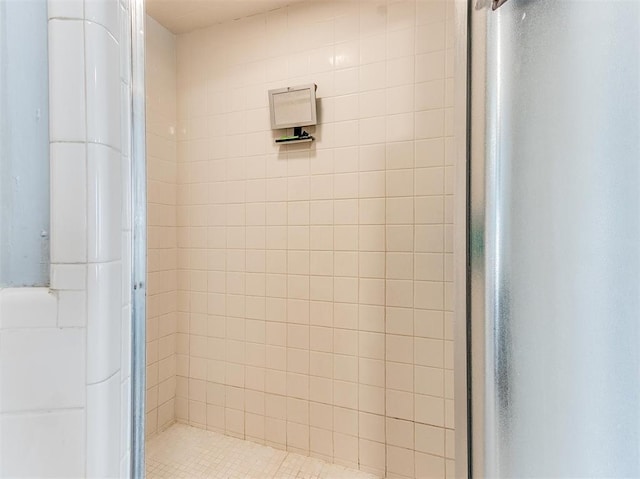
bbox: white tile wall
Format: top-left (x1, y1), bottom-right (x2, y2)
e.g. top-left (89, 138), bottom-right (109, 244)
top-left (0, 289), bottom-right (57, 329)
top-left (47, 18), bottom-right (85, 144)
top-left (87, 261), bottom-right (123, 383)
top-left (0, 327), bottom-right (85, 412)
top-left (145, 15), bottom-right (178, 437)
top-left (87, 144), bottom-right (123, 263)
top-left (48, 0), bottom-right (84, 19)
top-left (87, 373), bottom-right (122, 477)
top-left (51, 143), bottom-right (88, 263)
top-left (86, 21), bottom-right (122, 151)
top-left (0, 409), bottom-right (86, 478)
top-left (86, 0), bottom-right (120, 38)
top-left (0, 0), bottom-right (134, 476)
top-left (161, 1), bottom-right (457, 478)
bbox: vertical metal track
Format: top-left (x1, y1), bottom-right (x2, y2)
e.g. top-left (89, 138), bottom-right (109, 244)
top-left (467, 1), bottom-right (490, 477)
top-left (453, 0), bottom-right (471, 477)
top-left (130, 0), bottom-right (147, 476)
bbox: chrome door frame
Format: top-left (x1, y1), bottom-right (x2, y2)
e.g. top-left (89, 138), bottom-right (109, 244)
top-left (130, 0), bottom-right (147, 476)
top-left (454, 1), bottom-right (493, 477)
top-left (467, 2), bottom-right (492, 475)
top-left (453, 0), bottom-right (470, 477)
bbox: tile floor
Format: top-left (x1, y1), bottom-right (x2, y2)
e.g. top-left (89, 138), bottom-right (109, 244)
top-left (146, 423), bottom-right (380, 479)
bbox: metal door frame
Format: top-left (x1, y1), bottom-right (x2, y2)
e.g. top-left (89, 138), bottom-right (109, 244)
top-left (454, 1), bottom-right (492, 477)
top-left (130, 0), bottom-right (147, 476)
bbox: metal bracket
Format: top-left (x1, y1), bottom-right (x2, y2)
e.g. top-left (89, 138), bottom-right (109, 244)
top-left (475, 0), bottom-right (508, 11)
top-left (492, 0), bottom-right (509, 10)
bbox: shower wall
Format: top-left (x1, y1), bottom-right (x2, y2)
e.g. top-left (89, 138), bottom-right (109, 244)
top-left (145, 16), bottom-right (178, 436)
top-left (171, 1), bottom-right (456, 477)
top-left (1, 0), bottom-right (134, 476)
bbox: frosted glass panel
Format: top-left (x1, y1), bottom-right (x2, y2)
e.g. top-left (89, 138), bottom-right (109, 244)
top-left (0, 0), bottom-right (50, 286)
top-left (486, 0), bottom-right (640, 476)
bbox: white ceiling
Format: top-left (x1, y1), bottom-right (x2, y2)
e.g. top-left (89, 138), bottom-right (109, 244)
top-left (146, 0), bottom-right (309, 34)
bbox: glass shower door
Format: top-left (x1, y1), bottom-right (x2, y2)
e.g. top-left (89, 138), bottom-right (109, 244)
top-left (468, 0), bottom-right (640, 476)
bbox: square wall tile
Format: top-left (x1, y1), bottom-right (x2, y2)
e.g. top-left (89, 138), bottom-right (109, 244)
top-left (86, 22), bottom-right (121, 149)
top-left (51, 142), bottom-right (87, 264)
top-left (48, 19), bottom-right (85, 141)
top-left (86, 0), bottom-right (120, 39)
top-left (87, 374), bottom-right (121, 477)
top-left (0, 288), bottom-right (57, 329)
top-left (0, 328), bottom-right (85, 412)
top-left (0, 410), bottom-right (85, 477)
top-left (87, 144), bottom-right (122, 262)
top-left (87, 261), bottom-right (122, 383)
top-left (48, 0), bottom-right (83, 19)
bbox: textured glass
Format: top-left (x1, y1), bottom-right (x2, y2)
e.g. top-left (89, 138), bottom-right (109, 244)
top-left (0, 0), bottom-right (50, 286)
top-left (485, 0), bottom-right (640, 476)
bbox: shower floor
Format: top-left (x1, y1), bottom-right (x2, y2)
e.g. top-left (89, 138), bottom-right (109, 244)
top-left (146, 423), bottom-right (379, 479)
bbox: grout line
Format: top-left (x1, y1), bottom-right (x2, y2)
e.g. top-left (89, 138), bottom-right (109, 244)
top-left (87, 368), bottom-right (120, 387)
top-left (0, 406), bottom-right (85, 417)
top-left (382, 0), bottom-right (389, 475)
top-left (271, 451), bottom-right (290, 478)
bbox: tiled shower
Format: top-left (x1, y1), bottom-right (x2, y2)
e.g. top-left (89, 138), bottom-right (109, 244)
top-left (145, 1), bottom-right (457, 478)
top-left (0, 0), bottom-right (133, 476)
top-left (3, 0), bottom-right (638, 477)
